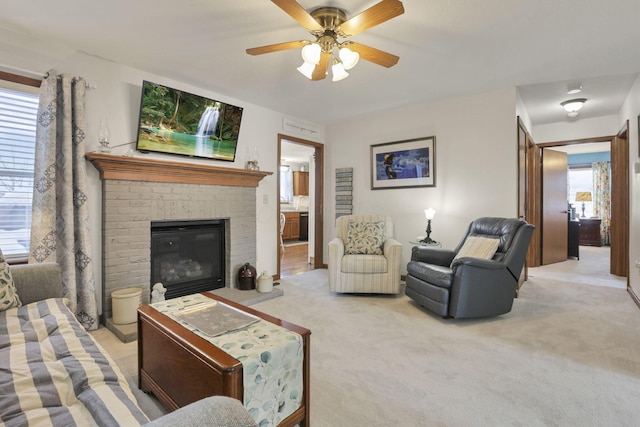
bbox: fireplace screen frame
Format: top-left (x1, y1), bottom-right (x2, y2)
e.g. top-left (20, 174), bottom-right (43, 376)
top-left (150, 219), bottom-right (226, 300)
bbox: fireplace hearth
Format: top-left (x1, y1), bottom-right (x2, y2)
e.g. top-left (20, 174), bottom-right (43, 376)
top-left (151, 219), bottom-right (225, 300)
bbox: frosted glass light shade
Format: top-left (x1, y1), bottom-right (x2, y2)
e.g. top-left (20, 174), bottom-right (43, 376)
top-left (331, 60), bottom-right (349, 82)
top-left (297, 61), bottom-right (316, 79)
top-left (301, 43), bottom-right (321, 65)
top-left (561, 98), bottom-right (586, 112)
top-left (339, 47), bottom-right (359, 70)
top-left (424, 208), bottom-right (436, 220)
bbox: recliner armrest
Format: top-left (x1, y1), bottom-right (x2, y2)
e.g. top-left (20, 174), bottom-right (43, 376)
top-left (411, 246), bottom-right (456, 266)
top-left (451, 257), bottom-right (506, 270)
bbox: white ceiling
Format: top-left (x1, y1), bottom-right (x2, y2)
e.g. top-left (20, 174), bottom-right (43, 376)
top-left (1, 0), bottom-right (640, 128)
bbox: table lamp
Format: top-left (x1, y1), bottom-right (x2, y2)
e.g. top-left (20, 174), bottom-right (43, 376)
top-left (575, 191), bottom-right (592, 218)
top-left (420, 208), bottom-right (437, 244)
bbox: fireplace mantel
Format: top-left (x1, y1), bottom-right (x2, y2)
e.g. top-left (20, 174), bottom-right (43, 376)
top-left (86, 153), bottom-right (272, 187)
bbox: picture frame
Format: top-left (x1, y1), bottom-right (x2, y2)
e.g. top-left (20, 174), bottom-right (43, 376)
top-left (370, 136), bottom-right (436, 190)
top-left (637, 114), bottom-right (640, 157)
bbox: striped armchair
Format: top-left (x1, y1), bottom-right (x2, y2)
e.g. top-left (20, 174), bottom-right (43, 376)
top-left (328, 214), bottom-right (403, 294)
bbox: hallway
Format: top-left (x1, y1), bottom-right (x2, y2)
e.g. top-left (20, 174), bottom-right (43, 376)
top-left (528, 246), bottom-right (626, 289)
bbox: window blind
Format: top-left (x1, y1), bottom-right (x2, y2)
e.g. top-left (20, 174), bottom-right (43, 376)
top-left (0, 87), bottom-right (39, 258)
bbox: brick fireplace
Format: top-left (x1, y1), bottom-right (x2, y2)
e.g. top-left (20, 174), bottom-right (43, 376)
top-left (87, 153), bottom-right (271, 322)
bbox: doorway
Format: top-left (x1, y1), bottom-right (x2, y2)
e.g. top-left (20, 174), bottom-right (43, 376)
top-left (535, 134), bottom-right (628, 279)
top-left (277, 134), bottom-right (324, 279)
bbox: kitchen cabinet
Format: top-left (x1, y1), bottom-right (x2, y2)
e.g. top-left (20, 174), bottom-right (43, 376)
top-left (293, 171), bottom-right (309, 196)
top-left (282, 212), bottom-right (300, 240)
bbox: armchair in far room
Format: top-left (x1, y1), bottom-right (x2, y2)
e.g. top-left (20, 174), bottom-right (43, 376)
top-left (405, 217), bottom-right (534, 319)
top-left (328, 214), bottom-right (403, 294)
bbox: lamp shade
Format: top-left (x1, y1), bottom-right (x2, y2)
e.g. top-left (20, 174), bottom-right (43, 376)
top-left (575, 191), bottom-right (592, 202)
top-left (339, 47), bottom-right (359, 70)
top-left (297, 61), bottom-right (316, 79)
top-left (331, 60), bottom-right (349, 82)
top-left (424, 208), bottom-right (436, 220)
top-left (301, 43), bottom-right (321, 65)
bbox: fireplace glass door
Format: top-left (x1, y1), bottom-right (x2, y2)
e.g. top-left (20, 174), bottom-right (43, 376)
top-left (151, 219), bottom-right (225, 300)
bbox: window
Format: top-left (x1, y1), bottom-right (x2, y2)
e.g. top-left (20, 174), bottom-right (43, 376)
top-left (0, 83), bottom-right (39, 259)
top-left (280, 169), bottom-right (293, 203)
top-left (568, 167), bottom-right (593, 218)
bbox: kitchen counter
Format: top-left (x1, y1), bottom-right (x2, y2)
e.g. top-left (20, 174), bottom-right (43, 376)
top-left (281, 206), bottom-right (308, 213)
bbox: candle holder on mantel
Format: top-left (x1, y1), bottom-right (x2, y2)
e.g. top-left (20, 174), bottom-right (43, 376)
top-left (98, 118), bottom-right (111, 153)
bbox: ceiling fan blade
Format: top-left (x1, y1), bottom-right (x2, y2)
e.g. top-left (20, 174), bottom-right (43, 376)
top-left (272, 0), bottom-right (324, 32)
top-left (347, 42), bottom-right (399, 68)
top-left (246, 40), bottom-right (309, 55)
top-left (311, 53), bottom-right (331, 81)
top-left (337, 0), bottom-right (404, 37)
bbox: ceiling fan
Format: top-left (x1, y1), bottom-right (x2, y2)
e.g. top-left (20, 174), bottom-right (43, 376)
top-left (246, 0), bottom-right (405, 81)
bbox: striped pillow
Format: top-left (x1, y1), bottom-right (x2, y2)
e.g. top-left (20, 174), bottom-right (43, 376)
top-left (0, 247), bottom-right (21, 311)
top-left (453, 236), bottom-right (500, 263)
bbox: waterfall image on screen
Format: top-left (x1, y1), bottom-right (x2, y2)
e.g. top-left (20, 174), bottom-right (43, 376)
top-left (135, 81), bottom-right (243, 162)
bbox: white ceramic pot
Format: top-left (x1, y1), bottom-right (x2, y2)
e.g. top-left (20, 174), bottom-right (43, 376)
top-left (257, 271), bottom-right (273, 293)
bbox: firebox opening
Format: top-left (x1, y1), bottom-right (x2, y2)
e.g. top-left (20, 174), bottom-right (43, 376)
top-left (150, 219), bottom-right (225, 300)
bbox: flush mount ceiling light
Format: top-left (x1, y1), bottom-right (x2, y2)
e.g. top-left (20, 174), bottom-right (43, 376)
top-left (561, 98), bottom-right (587, 118)
top-left (567, 84), bottom-right (582, 95)
top-left (246, 0), bottom-right (404, 82)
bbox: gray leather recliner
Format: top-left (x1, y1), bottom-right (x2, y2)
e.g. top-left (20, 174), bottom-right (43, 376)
top-left (405, 217), bottom-right (535, 319)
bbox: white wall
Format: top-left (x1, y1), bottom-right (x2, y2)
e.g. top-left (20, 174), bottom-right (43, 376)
top-left (619, 74), bottom-right (640, 297)
top-left (1, 46), bottom-right (324, 311)
top-left (516, 91), bottom-right (532, 132)
top-left (324, 88), bottom-right (519, 273)
top-left (533, 115), bottom-right (620, 143)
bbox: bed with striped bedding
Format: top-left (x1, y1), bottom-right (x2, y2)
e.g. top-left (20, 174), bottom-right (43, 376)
top-left (0, 298), bottom-right (149, 427)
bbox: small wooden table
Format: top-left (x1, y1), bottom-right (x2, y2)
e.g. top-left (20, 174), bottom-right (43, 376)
top-left (138, 293), bottom-right (310, 427)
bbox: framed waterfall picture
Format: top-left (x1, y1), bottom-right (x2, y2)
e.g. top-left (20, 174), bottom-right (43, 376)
top-left (370, 136), bottom-right (436, 189)
top-left (135, 80), bottom-right (244, 162)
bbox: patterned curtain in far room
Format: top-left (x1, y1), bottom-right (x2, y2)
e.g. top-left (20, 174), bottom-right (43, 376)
top-left (592, 161), bottom-right (611, 246)
top-left (29, 69), bottom-right (98, 330)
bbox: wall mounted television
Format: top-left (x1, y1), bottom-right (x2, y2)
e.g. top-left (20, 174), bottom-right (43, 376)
top-left (135, 80), bottom-right (243, 162)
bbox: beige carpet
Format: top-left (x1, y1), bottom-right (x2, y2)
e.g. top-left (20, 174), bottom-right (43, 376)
top-left (93, 247), bottom-right (640, 426)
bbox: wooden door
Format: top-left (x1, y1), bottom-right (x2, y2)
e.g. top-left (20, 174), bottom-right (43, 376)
top-left (610, 122), bottom-right (629, 277)
top-left (541, 148), bottom-right (568, 265)
top-left (527, 140), bottom-right (542, 267)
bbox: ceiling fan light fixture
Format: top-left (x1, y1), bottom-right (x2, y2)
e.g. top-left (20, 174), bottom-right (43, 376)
top-left (339, 47), bottom-right (359, 70)
top-left (297, 61), bottom-right (316, 79)
top-left (301, 43), bottom-right (322, 64)
top-left (331, 59), bottom-right (349, 81)
top-left (560, 98), bottom-right (587, 113)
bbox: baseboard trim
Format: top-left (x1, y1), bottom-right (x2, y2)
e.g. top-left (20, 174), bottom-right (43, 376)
top-left (628, 286), bottom-right (640, 310)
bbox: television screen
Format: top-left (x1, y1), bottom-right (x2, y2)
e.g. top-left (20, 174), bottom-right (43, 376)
top-left (135, 80), bottom-right (243, 162)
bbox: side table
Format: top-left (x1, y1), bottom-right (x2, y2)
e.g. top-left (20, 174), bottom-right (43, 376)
top-left (410, 241), bottom-right (442, 248)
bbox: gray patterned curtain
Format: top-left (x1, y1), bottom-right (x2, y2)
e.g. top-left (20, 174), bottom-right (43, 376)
top-left (30, 69), bottom-right (98, 330)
